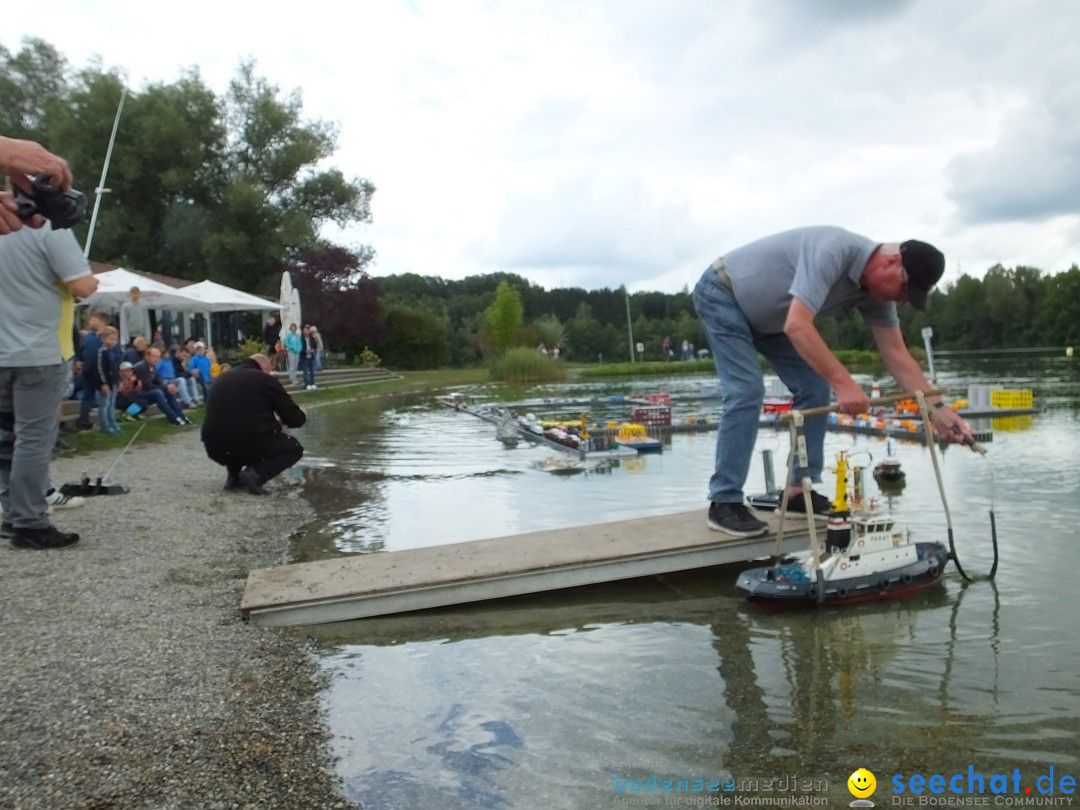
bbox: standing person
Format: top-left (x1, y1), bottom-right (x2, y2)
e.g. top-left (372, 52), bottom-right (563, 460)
top-left (0, 221), bottom-right (98, 549)
top-left (283, 323), bottom-right (302, 386)
top-left (262, 314), bottom-right (279, 356)
top-left (91, 326), bottom-right (123, 435)
top-left (74, 310), bottom-right (108, 429)
top-left (310, 324), bottom-right (325, 372)
top-left (300, 325), bottom-right (317, 390)
top-left (692, 226), bottom-right (971, 537)
top-left (120, 286), bottom-right (152, 346)
top-left (201, 353), bottom-right (306, 494)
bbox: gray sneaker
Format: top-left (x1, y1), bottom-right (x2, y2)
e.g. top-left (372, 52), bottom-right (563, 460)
top-left (707, 502), bottom-right (767, 537)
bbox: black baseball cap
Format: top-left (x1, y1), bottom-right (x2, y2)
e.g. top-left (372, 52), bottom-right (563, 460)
top-left (899, 240), bottom-right (945, 310)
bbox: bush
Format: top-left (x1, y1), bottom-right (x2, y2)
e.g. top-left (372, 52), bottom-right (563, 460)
top-left (357, 346), bottom-right (381, 366)
top-left (489, 347), bottom-right (568, 382)
top-left (232, 336), bottom-right (266, 362)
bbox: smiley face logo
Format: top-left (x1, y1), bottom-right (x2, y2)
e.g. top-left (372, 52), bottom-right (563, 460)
top-left (848, 768), bottom-right (876, 798)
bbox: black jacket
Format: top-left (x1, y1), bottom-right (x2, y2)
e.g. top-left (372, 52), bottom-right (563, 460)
top-left (133, 358), bottom-right (163, 391)
top-left (263, 321), bottom-right (279, 347)
top-left (200, 359), bottom-right (306, 447)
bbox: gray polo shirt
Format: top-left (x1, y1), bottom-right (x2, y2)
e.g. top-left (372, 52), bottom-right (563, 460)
top-left (719, 226), bottom-right (899, 335)
top-left (0, 226), bottom-right (92, 366)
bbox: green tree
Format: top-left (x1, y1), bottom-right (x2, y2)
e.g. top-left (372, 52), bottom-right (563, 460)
top-left (378, 304), bottom-right (449, 369)
top-left (533, 314), bottom-right (565, 351)
top-left (0, 40), bottom-right (375, 295)
top-left (485, 281), bottom-right (524, 355)
top-left (0, 38), bottom-right (69, 138)
top-left (285, 243), bottom-right (381, 357)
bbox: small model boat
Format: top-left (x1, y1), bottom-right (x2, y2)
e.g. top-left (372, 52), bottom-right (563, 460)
top-left (873, 441), bottom-right (905, 485)
top-left (612, 423), bottom-right (663, 453)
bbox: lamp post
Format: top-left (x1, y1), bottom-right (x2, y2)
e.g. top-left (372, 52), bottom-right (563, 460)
top-left (84, 85), bottom-right (128, 259)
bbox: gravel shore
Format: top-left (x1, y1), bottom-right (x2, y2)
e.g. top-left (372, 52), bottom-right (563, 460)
top-left (0, 427), bottom-right (353, 809)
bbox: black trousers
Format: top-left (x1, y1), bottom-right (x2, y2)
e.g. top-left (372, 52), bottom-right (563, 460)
top-left (203, 433), bottom-right (304, 484)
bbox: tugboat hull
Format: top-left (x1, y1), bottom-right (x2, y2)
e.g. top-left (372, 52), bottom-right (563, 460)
top-left (736, 542), bottom-right (949, 607)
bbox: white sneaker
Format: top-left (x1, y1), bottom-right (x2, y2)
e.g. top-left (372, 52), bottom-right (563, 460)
top-left (46, 489), bottom-right (86, 511)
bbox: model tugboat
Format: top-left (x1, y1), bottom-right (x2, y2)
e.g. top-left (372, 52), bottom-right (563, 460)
top-left (736, 452), bottom-right (949, 606)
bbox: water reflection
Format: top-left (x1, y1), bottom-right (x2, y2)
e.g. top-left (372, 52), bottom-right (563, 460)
top-left (292, 358), bottom-right (1080, 807)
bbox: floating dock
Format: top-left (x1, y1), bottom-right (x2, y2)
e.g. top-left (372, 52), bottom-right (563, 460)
top-left (441, 395), bottom-right (1001, 450)
top-left (241, 510), bottom-right (816, 627)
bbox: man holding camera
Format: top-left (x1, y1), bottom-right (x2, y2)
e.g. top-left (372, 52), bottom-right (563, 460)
top-left (0, 135), bottom-right (73, 234)
top-left (1, 135), bottom-right (98, 548)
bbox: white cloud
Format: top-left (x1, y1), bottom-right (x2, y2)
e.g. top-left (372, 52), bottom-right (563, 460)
top-left (5, 0), bottom-right (1078, 291)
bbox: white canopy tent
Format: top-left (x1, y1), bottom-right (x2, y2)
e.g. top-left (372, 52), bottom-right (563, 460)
top-left (80, 267), bottom-right (202, 311)
top-left (82, 269), bottom-right (282, 348)
top-left (179, 280), bottom-right (281, 313)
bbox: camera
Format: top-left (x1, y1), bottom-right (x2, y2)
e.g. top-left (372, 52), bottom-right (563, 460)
top-left (13, 174), bottom-right (87, 230)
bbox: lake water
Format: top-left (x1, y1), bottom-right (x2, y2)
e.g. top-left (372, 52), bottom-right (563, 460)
top-left (289, 356), bottom-right (1080, 808)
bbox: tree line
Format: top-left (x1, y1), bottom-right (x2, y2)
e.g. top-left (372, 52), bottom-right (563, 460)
top-left (4, 38), bottom-right (1076, 369)
top-left (362, 262), bottom-right (1080, 369)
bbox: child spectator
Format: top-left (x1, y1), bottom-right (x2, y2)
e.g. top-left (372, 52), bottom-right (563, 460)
top-left (116, 362), bottom-right (148, 420)
top-left (75, 311), bottom-right (109, 429)
top-left (188, 341), bottom-right (214, 395)
top-left (91, 326), bottom-right (122, 435)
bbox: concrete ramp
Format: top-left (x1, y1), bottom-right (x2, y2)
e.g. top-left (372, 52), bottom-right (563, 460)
top-left (242, 509), bottom-right (814, 626)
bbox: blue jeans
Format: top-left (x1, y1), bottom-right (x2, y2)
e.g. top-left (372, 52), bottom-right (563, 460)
top-left (692, 266), bottom-right (830, 504)
top-left (96, 388), bottom-right (119, 432)
top-left (300, 355), bottom-right (315, 387)
top-left (142, 388), bottom-right (185, 423)
top-left (165, 376), bottom-right (200, 405)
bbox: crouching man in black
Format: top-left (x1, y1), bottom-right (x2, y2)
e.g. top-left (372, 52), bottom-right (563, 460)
top-left (200, 353), bottom-right (306, 494)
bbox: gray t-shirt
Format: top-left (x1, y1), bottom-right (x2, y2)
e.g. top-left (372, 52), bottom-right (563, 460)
top-left (719, 226), bottom-right (899, 335)
top-left (121, 299), bottom-right (152, 340)
top-left (0, 226), bottom-right (92, 366)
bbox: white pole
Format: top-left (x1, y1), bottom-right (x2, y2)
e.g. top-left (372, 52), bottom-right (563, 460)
top-left (624, 286), bottom-right (635, 363)
top-left (84, 85), bottom-right (128, 259)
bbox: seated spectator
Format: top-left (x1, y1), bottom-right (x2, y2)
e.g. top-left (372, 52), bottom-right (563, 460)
top-left (188, 341), bottom-right (213, 395)
top-left (133, 347), bottom-right (192, 427)
top-left (173, 347), bottom-right (203, 407)
top-left (116, 362), bottom-right (149, 419)
top-left (159, 347), bottom-right (202, 408)
top-left (123, 336), bottom-right (148, 365)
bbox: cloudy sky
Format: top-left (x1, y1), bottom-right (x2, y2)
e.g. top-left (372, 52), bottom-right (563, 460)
top-left (6, 0), bottom-right (1079, 292)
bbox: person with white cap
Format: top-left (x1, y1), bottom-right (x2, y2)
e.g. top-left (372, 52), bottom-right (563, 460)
top-left (188, 341), bottom-right (213, 395)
